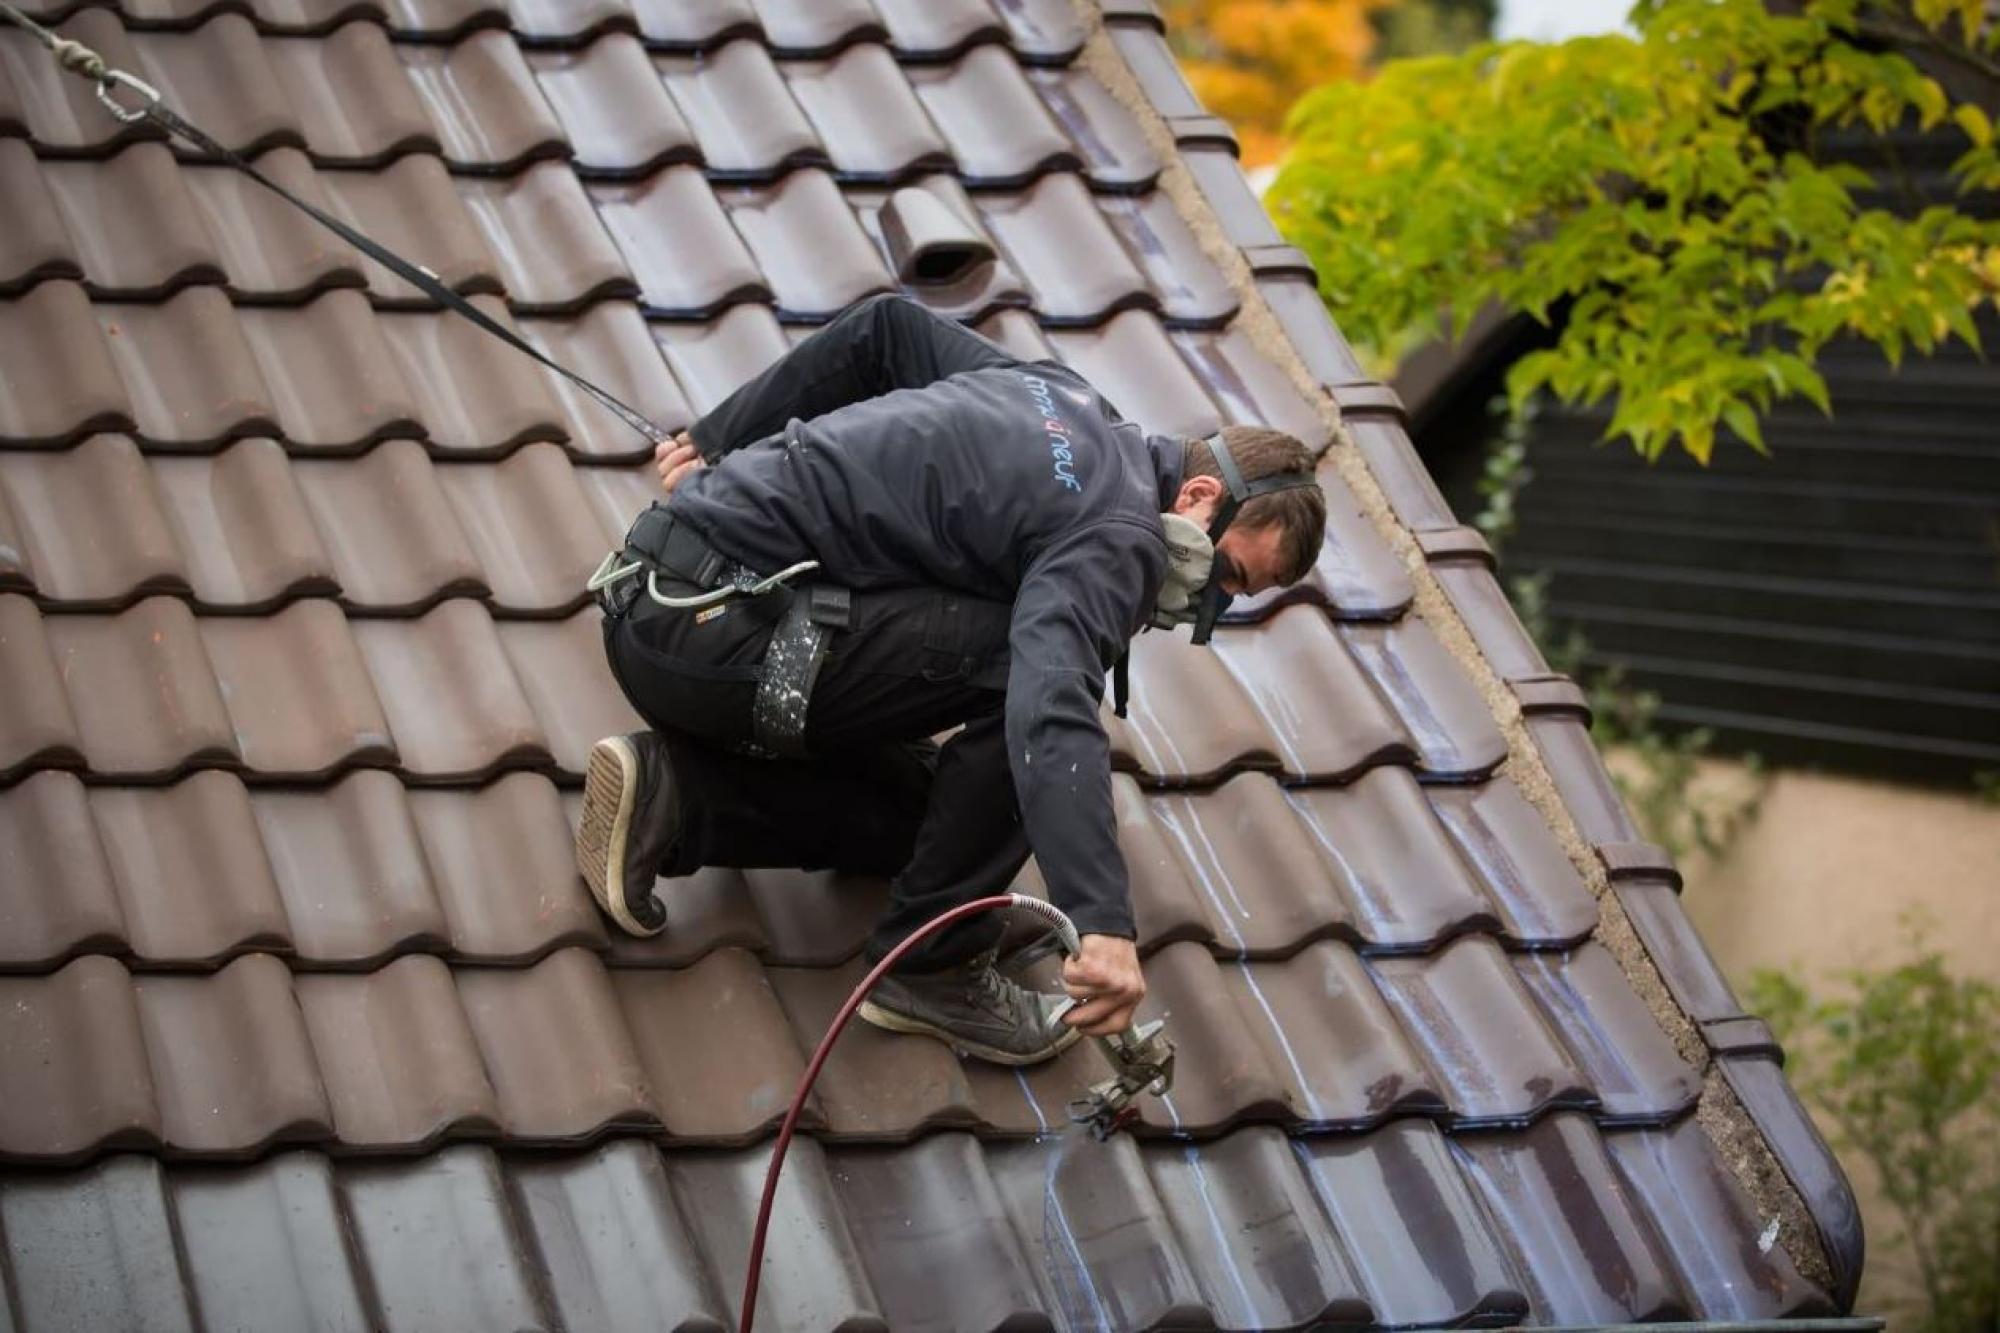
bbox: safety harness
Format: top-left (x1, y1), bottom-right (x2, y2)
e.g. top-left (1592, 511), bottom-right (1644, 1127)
top-left (591, 506), bottom-right (848, 758)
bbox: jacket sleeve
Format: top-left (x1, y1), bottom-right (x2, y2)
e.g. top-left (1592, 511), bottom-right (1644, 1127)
top-left (1004, 520), bottom-right (1162, 941)
top-left (689, 293), bottom-right (1019, 459)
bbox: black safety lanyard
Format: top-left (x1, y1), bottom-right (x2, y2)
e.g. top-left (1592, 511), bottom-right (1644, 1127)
top-left (29, 35), bottom-right (675, 448)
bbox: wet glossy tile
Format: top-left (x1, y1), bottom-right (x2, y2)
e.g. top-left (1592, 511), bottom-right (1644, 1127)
top-left (1428, 777), bottom-right (1598, 947)
top-left (1609, 876), bottom-right (1744, 1024)
top-left (1296, 1119), bottom-right (1529, 1326)
top-left (1232, 942), bottom-right (1446, 1128)
top-left (1428, 539), bottom-right (1553, 682)
top-left (1526, 712), bottom-right (1643, 845)
top-left (1028, 62), bottom-right (1161, 188)
top-left (400, 28), bottom-right (565, 171)
top-left (1607, 1116), bottom-right (1837, 1320)
top-left (1143, 1126), bottom-right (1373, 1328)
top-left (1147, 773), bottom-right (1338, 957)
top-left (1454, 1114), bottom-right (1687, 1323)
top-left (1340, 616), bottom-right (1509, 779)
top-left (1183, 143), bottom-right (1284, 249)
top-left (1048, 308), bottom-right (1223, 439)
top-left (1371, 936), bottom-right (1594, 1126)
top-left (1210, 606), bottom-right (1413, 780)
top-left (1284, 765), bottom-right (1498, 950)
top-left (837, 1133), bottom-right (1045, 1331)
top-left (1515, 943), bottom-right (1701, 1123)
top-left (1133, 942), bottom-right (1292, 1134)
top-left (1172, 321), bottom-right (1328, 444)
top-left (1097, 189), bottom-right (1238, 326)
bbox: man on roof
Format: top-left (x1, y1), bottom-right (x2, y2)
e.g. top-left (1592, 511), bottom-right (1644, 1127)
top-left (577, 292), bottom-right (1326, 1066)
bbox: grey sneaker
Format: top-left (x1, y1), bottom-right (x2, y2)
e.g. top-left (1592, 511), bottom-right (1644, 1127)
top-left (575, 732), bottom-right (677, 937)
top-left (858, 949), bottom-right (1081, 1066)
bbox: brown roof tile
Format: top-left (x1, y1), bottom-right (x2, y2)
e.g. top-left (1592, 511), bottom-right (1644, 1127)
top-left (261, 20), bottom-right (437, 164)
top-left (659, 38), bottom-right (820, 178)
top-left (152, 438), bottom-right (338, 608)
top-left (527, 35), bottom-right (698, 177)
top-left (786, 43), bottom-right (950, 181)
top-left (722, 168), bottom-right (896, 318)
top-left (0, 281), bottom-right (132, 444)
top-left (90, 771), bottom-right (290, 964)
top-left (398, 27), bottom-right (564, 172)
top-left (0, 138), bottom-right (81, 293)
top-left (132, 953), bottom-right (332, 1154)
top-left (0, 954), bottom-right (161, 1161)
top-left (295, 954), bottom-right (502, 1147)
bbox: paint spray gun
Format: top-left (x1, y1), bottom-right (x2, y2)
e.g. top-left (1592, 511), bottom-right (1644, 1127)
top-left (1067, 1018), bottom-right (1176, 1140)
top-left (1004, 895), bottom-right (1178, 1139)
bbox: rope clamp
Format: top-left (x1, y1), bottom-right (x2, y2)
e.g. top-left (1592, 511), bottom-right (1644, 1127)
top-left (95, 68), bottom-right (161, 125)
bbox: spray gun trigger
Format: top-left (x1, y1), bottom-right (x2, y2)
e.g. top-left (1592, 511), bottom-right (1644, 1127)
top-left (1065, 1018), bottom-right (1175, 1140)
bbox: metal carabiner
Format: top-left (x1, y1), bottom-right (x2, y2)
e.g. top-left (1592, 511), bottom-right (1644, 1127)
top-left (95, 68), bottom-right (161, 124)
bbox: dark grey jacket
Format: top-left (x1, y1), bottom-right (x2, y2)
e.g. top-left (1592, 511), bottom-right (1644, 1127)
top-left (673, 293), bottom-right (1185, 940)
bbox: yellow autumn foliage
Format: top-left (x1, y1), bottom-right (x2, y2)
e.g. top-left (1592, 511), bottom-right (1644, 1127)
top-left (1161, 0), bottom-right (1384, 166)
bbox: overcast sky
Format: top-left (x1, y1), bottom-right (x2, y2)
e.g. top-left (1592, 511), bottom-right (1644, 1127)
top-left (1493, 0), bottom-right (1634, 41)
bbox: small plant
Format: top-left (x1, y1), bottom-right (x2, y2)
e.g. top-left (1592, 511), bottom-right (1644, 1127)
top-left (1748, 924), bottom-right (2000, 1332)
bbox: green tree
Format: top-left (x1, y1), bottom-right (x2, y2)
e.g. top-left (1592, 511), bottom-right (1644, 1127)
top-left (1749, 927), bottom-right (2000, 1331)
top-left (1371, 0), bottom-right (1495, 63)
top-left (1269, 0), bottom-right (2000, 461)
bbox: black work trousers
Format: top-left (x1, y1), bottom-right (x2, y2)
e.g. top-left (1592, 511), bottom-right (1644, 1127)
top-left (600, 577), bottom-right (1023, 971)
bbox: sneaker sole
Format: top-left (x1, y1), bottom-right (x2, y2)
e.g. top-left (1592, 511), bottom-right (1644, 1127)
top-left (856, 999), bottom-right (1081, 1067)
top-left (576, 736), bottom-right (665, 938)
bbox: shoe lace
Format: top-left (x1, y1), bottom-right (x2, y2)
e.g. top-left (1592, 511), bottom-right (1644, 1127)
top-left (968, 962), bottom-right (1017, 1018)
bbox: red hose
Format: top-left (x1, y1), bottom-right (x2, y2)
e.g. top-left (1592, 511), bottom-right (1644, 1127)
top-left (738, 893), bottom-right (1024, 1333)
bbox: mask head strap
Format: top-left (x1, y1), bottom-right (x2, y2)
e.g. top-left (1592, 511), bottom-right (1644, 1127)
top-left (1190, 432), bottom-right (1317, 645)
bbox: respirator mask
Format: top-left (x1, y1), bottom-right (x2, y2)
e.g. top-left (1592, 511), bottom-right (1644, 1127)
top-left (1150, 431), bottom-right (1319, 645)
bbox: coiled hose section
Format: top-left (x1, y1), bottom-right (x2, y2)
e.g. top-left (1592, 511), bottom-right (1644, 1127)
top-left (738, 892), bottom-right (1080, 1333)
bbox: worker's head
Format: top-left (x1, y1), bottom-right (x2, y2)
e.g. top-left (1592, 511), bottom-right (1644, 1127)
top-left (1173, 426), bottom-right (1326, 597)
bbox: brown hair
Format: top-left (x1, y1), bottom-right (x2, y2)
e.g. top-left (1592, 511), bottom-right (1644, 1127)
top-left (1182, 425), bottom-right (1326, 585)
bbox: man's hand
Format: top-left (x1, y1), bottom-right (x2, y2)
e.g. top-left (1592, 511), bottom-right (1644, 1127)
top-left (1060, 934), bottom-right (1146, 1036)
top-left (654, 431), bottom-right (704, 495)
